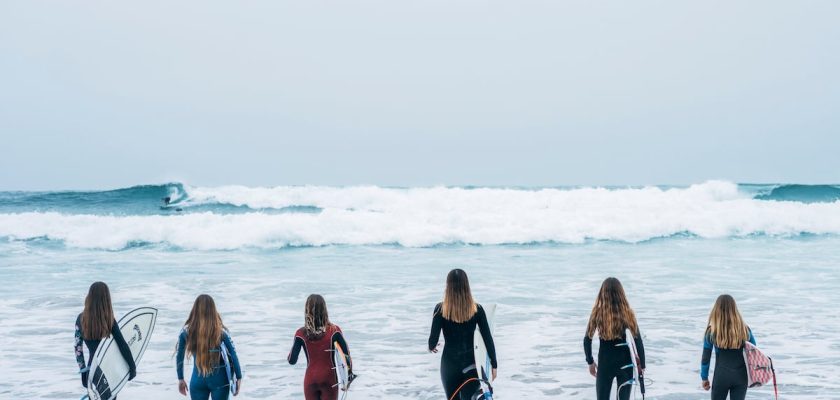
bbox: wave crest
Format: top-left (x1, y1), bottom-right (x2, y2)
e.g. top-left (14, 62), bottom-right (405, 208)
top-left (2, 181), bottom-right (840, 250)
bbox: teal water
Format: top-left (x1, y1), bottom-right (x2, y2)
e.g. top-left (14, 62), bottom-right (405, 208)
top-left (1, 182), bottom-right (839, 399)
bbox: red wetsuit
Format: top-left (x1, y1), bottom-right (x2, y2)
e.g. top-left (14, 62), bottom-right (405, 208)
top-left (288, 324), bottom-right (351, 400)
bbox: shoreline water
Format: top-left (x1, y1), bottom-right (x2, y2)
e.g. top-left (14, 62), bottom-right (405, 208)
top-left (1, 238), bottom-right (838, 399)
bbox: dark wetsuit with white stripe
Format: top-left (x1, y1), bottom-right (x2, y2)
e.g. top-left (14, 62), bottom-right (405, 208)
top-left (428, 303), bottom-right (497, 400)
top-left (584, 330), bottom-right (645, 400)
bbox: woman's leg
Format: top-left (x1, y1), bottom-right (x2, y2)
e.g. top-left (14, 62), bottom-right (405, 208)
top-left (615, 367), bottom-right (634, 400)
top-left (208, 369), bottom-right (231, 400)
top-left (595, 366), bottom-right (615, 400)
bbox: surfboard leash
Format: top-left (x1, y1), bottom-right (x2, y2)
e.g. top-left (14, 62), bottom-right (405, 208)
top-left (449, 378), bottom-right (493, 400)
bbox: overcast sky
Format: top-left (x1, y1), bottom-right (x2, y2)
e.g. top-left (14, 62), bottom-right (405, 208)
top-left (1, 1), bottom-right (838, 190)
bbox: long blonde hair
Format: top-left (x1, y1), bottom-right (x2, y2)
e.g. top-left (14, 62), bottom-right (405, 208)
top-left (183, 295), bottom-right (226, 376)
top-left (706, 294), bottom-right (749, 349)
top-left (81, 281), bottom-right (115, 340)
top-left (441, 269), bottom-right (478, 323)
top-left (304, 294), bottom-right (331, 340)
top-left (586, 277), bottom-right (639, 340)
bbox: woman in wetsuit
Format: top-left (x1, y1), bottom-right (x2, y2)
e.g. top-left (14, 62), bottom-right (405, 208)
top-left (176, 294), bottom-right (242, 400)
top-left (74, 282), bottom-right (136, 396)
top-left (583, 277), bottom-right (645, 400)
top-left (428, 268), bottom-right (497, 400)
top-left (288, 294), bottom-right (354, 400)
top-left (701, 294), bottom-right (756, 400)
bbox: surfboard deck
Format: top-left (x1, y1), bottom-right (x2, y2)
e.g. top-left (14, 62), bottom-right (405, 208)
top-left (473, 303), bottom-right (497, 384)
top-left (334, 341), bottom-right (351, 400)
top-left (86, 307), bottom-right (157, 400)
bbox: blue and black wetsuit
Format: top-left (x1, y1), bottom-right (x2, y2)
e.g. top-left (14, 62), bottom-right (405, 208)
top-left (428, 303), bottom-right (497, 400)
top-left (74, 313), bottom-right (136, 392)
top-left (584, 330), bottom-right (645, 400)
top-left (701, 328), bottom-right (755, 400)
top-left (176, 329), bottom-right (243, 400)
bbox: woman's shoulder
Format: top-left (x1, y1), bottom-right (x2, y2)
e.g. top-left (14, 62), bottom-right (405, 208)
top-left (294, 327), bottom-right (307, 337)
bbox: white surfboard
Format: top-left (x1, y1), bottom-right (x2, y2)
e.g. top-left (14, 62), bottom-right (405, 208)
top-left (220, 341), bottom-right (237, 395)
top-left (473, 303), bottom-right (496, 385)
top-left (619, 328), bottom-right (645, 398)
top-left (86, 307), bottom-right (158, 400)
top-left (333, 341), bottom-right (351, 400)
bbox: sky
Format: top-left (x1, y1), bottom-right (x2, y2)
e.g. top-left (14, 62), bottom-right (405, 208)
top-left (1, 0), bottom-right (839, 190)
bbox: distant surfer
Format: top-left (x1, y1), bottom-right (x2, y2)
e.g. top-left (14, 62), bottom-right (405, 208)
top-left (583, 277), bottom-right (646, 400)
top-left (176, 295), bottom-right (242, 399)
top-left (163, 196), bottom-right (171, 206)
top-left (700, 295), bottom-right (756, 400)
top-left (75, 282), bottom-right (137, 395)
top-left (428, 269), bottom-right (497, 400)
top-left (288, 294), bottom-right (354, 400)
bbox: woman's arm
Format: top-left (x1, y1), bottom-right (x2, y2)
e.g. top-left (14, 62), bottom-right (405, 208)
top-left (634, 330), bottom-right (645, 370)
top-left (333, 331), bottom-right (352, 371)
top-left (700, 332), bottom-right (713, 381)
top-left (428, 304), bottom-right (443, 352)
top-left (176, 330), bottom-right (187, 380)
top-left (583, 336), bottom-right (594, 365)
top-left (222, 332), bottom-right (243, 379)
top-left (287, 333), bottom-right (306, 365)
top-left (111, 321), bottom-right (136, 379)
top-left (75, 315), bottom-right (88, 387)
top-left (476, 305), bottom-right (497, 369)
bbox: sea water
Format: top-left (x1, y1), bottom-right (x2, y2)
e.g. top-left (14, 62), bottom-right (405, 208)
top-left (1, 181), bottom-right (839, 399)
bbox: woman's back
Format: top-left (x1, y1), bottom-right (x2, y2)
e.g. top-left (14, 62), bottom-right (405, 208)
top-left (292, 324), bottom-right (343, 383)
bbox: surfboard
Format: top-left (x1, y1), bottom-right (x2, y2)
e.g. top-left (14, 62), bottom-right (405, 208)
top-left (85, 307), bottom-right (157, 400)
top-left (333, 341), bottom-right (351, 400)
top-left (621, 328), bottom-right (645, 399)
top-left (220, 340), bottom-right (237, 395)
top-left (473, 303), bottom-right (497, 390)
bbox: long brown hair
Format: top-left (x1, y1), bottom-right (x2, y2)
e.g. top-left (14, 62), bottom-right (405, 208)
top-left (441, 269), bottom-right (478, 323)
top-left (706, 294), bottom-right (750, 349)
top-left (183, 294), bottom-right (225, 376)
top-left (304, 294), bottom-right (331, 340)
top-left (81, 281), bottom-right (115, 340)
top-left (586, 277), bottom-right (639, 340)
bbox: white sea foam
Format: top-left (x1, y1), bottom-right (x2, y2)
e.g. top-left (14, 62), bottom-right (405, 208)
top-left (2, 181), bottom-right (840, 250)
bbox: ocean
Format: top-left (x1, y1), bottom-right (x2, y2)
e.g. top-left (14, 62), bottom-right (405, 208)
top-left (1, 181), bottom-right (839, 399)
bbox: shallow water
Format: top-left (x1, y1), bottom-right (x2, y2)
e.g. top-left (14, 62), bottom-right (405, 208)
top-left (1, 238), bottom-right (838, 399)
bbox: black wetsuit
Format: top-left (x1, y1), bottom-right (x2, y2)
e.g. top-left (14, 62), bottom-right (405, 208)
top-left (701, 329), bottom-right (755, 400)
top-left (584, 331), bottom-right (645, 400)
top-left (74, 314), bottom-right (136, 392)
top-left (428, 303), bottom-right (497, 400)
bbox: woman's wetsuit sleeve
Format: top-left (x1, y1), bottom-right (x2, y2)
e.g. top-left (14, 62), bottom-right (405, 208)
top-left (75, 315), bottom-right (86, 371)
top-left (333, 331), bottom-right (352, 371)
top-left (176, 330), bottom-right (187, 380)
top-left (476, 305), bottom-right (498, 369)
top-left (111, 320), bottom-right (136, 373)
top-left (635, 331), bottom-right (646, 369)
top-left (748, 328), bottom-right (756, 346)
top-left (288, 334), bottom-right (305, 365)
top-left (700, 331), bottom-right (713, 380)
top-left (222, 332), bottom-right (243, 379)
top-left (75, 315), bottom-right (89, 387)
top-left (428, 304), bottom-right (443, 352)
top-left (583, 335), bottom-right (594, 365)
